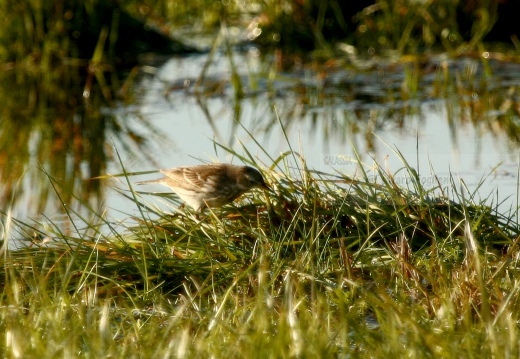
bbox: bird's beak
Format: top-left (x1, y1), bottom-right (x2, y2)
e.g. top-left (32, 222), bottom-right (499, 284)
top-left (261, 182), bottom-right (274, 193)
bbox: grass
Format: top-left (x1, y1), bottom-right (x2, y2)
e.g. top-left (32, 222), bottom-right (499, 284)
top-left (1, 1), bottom-right (519, 356)
top-left (1, 141), bottom-right (520, 358)
top-left (0, 1), bottom-right (519, 357)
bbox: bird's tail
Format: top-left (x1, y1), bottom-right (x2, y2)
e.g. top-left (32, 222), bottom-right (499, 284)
top-left (135, 179), bottom-right (161, 185)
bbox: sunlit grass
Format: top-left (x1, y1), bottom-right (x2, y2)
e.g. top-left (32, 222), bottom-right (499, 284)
top-left (1, 1), bottom-right (519, 356)
top-left (1, 140), bottom-right (520, 357)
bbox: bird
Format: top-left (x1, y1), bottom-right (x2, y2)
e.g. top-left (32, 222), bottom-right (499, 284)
top-left (136, 163), bottom-right (271, 212)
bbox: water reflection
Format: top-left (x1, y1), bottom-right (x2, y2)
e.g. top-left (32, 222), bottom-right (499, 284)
top-left (0, 64), bottom-right (155, 219)
top-left (151, 51), bottom-right (520, 155)
top-left (2, 50), bottom-right (520, 219)
top-left (123, 51), bottom-right (520, 212)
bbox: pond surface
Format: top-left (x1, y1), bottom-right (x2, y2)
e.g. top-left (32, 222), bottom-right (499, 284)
top-left (112, 50), bottom-right (520, 216)
top-left (2, 48), bottom-right (520, 225)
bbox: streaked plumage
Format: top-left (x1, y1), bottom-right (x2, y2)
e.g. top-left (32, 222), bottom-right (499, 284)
top-left (137, 164), bottom-right (270, 211)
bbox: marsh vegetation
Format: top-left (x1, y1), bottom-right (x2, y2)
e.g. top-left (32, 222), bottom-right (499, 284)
top-left (2, 0), bottom-right (520, 357)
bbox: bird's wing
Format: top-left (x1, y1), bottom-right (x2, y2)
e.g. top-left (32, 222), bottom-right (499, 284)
top-left (159, 166), bottom-right (220, 191)
top-left (183, 167), bottom-right (212, 189)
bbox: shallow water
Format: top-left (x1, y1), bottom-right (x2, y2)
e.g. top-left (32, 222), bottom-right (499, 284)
top-left (110, 50), bottom-right (520, 217)
top-left (2, 49), bottom-right (520, 225)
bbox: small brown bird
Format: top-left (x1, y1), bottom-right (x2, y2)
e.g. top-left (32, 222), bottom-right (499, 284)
top-left (137, 164), bottom-right (271, 212)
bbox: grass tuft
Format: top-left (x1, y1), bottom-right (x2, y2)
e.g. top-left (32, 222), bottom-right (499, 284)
top-left (1, 145), bottom-right (520, 357)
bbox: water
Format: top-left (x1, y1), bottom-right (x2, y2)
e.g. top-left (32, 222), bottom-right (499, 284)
top-left (2, 49), bottom-right (520, 225)
top-left (109, 50), bottom-right (520, 217)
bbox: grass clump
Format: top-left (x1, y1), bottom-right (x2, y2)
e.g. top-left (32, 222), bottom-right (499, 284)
top-left (1, 147), bottom-right (520, 357)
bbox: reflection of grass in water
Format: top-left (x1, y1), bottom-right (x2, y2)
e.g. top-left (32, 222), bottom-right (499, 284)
top-left (0, 65), bottom-right (158, 216)
top-left (192, 47), bottom-right (520, 156)
top-left (2, 140), bottom-right (520, 357)
top-left (0, 0), bottom-right (512, 65)
top-left (1, 0), bottom-right (519, 214)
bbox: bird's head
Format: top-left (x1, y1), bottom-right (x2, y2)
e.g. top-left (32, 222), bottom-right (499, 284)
top-left (237, 166), bottom-right (272, 192)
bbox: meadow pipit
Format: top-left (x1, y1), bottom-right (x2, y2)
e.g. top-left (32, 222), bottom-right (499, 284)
top-left (137, 164), bottom-right (271, 212)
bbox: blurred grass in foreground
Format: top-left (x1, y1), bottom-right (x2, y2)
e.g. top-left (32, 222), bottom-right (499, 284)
top-left (1, 142), bottom-right (520, 357)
